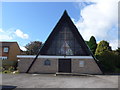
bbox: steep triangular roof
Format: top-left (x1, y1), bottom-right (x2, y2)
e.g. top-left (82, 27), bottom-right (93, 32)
top-left (39, 10), bottom-right (91, 56)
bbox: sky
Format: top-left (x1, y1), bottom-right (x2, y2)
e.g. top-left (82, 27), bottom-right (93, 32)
top-left (0, 0), bottom-right (119, 51)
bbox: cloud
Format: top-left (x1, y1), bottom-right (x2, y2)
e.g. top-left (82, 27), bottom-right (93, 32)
top-left (0, 28), bottom-right (4, 32)
top-left (0, 28), bottom-right (13, 41)
top-left (15, 29), bottom-right (29, 39)
top-left (0, 28), bottom-right (29, 41)
top-left (0, 35), bottom-right (13, 40)
top-left (0, 28), bottom-right (29, 51)
top-left (109, 40), bottom-right (118, 50)
top-left (73, 0), bottom-right (119, 50)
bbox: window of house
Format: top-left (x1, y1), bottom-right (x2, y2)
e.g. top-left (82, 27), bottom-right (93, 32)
top-left (44, 60), bottom-right (51, 66)
top-left (3, 47), bottom-right (9, 53)
top-left (0, 56), bottom-right (8, 60)
top-left (79, 61), bottom-right (84, 67)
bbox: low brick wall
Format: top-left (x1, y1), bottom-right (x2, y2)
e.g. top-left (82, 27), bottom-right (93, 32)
top-left (18, 58), bottom-right (58, 73)
top-left (29, 58), bottom-right (58, 73)
top-left (18, 58), bottom-right (33, 73)
top-left (18, 56), bottom-right (102, 74)
top-left (71, 59), bottom-right (102, 74)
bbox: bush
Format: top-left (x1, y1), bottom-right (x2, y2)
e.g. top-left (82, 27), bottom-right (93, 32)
top-left (114, 68), bottom-right (120, 73)
top-left (2, 66), bottom-right (18, 74)
top-left (3, 70), bottom-right (12, 74)
top-left (0, 67), bottom-right (5, 72)
top-left (1, 60), bottom-right (19, 74)
top-left (8, 66), bottom-right (15, 72)
top-left (2, 60), bottom-right (17, 69)
top-left (96, 51), bottom-right (120, 73)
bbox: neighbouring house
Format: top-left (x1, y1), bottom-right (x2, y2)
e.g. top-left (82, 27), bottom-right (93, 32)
top-left (17, 11), bottom-right (102, 74)
top-left (0, 42), bottom-right (21, 68)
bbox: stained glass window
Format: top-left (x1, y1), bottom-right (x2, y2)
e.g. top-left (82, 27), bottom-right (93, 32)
top-left (46, 23), bottom-right (88, 56)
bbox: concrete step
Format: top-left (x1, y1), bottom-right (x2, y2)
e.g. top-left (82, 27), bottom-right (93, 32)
top-left (55, 72), bottom-right (93, 76)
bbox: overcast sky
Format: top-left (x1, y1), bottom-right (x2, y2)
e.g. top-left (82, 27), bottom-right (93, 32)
top-left (0, 0), bottom-right (119, 51)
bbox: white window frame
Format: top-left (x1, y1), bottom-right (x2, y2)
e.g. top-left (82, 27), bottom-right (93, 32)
top-left (3, 47), bottom-right (9, 53)
top-left (0, 56), bottom-right (8, 60)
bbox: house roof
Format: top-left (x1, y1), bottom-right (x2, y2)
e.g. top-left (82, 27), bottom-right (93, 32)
top-left (0, 41), bottom-right (21, 50)
top-left (0, 42), bottom-right (16, 46)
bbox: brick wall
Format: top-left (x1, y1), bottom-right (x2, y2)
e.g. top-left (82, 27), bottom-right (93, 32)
top-left (72, 59), bottom-right (102, 74)
top-left (18, 58), bottom-right (58, 73)
top-left (18, 57), bottom-right (102, 74)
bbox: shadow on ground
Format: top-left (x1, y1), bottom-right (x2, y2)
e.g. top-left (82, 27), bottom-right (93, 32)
top-left (1, 85), bottom-right (17, 90)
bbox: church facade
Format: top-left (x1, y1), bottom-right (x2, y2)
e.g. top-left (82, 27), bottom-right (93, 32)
top-left (17, 11), bottom-right (102, 74)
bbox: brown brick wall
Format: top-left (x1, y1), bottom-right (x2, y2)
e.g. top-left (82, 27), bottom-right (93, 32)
top-left (18, 58), bottom-right (34, 73)
top-left (18, 58), bottom-right (102, 74)
top-left (18, 58), bottom-right (58, 73)
top-left (71, 59), bottom-right (102, 74)
top-left (1, 42), bottom-right (21, 61)
top-left (9, 43), bottom-right (21, 61)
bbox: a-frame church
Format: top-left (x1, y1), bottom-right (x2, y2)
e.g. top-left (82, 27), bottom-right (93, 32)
top-left (17, 11), bottom-right (102, 74)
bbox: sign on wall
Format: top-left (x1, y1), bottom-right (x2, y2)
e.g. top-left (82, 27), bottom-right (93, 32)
top-left (79, 61), bottom-right (84, 67)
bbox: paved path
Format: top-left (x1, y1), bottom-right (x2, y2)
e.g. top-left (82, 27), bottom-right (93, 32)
top-left (1, 74), bottom-right (119, 88)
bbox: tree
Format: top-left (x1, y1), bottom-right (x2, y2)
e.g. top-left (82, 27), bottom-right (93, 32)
top-left (96, 51), bottom-right (120, 73)
top-left (95, 40), bottom-right (112, 56)
top-left (88, 36), bottom-right (97, 54)
top-left (85, 41), bottom-right (89, 45)
top-left (25, 41), bottom-right (42, 55)
top-left (95, 41), bottom-right (120, 73)
top-left (115, 48), bottom-right (120, 55)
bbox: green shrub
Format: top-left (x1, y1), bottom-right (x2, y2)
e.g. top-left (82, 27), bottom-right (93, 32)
top-left (114, 68), bottom-right (120, 73)
top-left (3, 70), bottom-right (12, 74)
top-left (8, 66), bottom-right (15, 72)
top-left (0, 67), bottom-right (5, 72)
top-left (2, 60), bottom-right (17, 69)
top-left (96, 51), bottom-right (120, 73)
